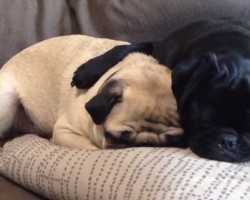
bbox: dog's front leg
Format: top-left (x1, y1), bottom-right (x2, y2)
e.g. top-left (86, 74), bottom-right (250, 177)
top-left (53, 129), bottom-right (98, 150)
top-left (52, 121), bottom-right (98, 150)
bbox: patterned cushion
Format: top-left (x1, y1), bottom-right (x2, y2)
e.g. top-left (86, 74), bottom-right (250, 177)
top-left (0, 134), bottom-right (250, 200)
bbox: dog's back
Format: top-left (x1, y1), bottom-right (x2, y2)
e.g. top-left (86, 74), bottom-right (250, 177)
top-left (0, 35), bottom-right (129, 136)
top-left (153, 19), bottom-right (250, 68)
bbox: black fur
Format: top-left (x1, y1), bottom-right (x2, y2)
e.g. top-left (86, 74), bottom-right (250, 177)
top-left (71, 42), bottom-right (153, 88)
top-left (72, 19), bottom-right (250, 162)
top-left (85, 79), bottom-right (124, 125)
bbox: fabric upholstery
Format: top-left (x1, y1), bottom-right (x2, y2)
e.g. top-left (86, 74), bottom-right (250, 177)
top-left (69, 0), bottom-right (250, 42)
top-left (0, 0), bottom-right (78, 67)
top-left (1, 135), bottom-right (250, 200)
top-left (0, 175), bottom-right (44, 200)
top-left (1, 0), bottom-right (250, 67)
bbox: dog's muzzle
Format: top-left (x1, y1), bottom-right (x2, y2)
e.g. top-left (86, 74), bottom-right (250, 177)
top-left (189, 128), bottom-right (250, 162)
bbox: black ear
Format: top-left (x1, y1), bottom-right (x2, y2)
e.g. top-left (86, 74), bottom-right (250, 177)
top-left (172, 53), bottom-right (219, 107)
top-left (85, 79), bottom-right (124, 125)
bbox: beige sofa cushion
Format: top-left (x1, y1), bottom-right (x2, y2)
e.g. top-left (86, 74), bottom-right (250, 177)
top-left (1, 0), bottom-right (250, 68)
top-left (70, 0), bottom-right (250, 43)
top-left (1, 134), bottom-right (250, 200)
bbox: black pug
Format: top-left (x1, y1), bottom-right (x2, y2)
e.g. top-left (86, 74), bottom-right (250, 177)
top-left (72, 19), bottom-right (250, 163)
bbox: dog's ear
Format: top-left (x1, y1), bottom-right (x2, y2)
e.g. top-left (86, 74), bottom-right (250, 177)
top-left (85, 79), bottom-right (124, 125)
top-left (172, 53), bottom-right (219, 107)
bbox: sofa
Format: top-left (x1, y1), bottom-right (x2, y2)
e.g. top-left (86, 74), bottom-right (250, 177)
top-left (1, 1), bottom-right (250, 199)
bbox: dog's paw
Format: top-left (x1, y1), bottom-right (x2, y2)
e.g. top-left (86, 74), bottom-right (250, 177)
top-left (71, 59), bottom-right (104, 89)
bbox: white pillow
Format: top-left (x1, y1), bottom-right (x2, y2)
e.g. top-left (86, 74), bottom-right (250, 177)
top-left (0, 134), bottom-right (250, 200)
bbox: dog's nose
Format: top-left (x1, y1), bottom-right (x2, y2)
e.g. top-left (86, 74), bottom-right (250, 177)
top-left (217, 133), bottom-right (237, 151)
top-left (104, 131), bottom-right (134, 147)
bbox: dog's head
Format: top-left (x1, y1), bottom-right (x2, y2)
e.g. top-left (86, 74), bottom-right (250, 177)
top-left (86, 53), bottom-right (184, 148)
top-left (172, 52), bottom-right (250, 162)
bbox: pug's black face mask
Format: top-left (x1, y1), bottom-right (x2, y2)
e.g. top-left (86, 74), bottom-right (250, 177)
top-left (172, 53), bottom-right (250, 162)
